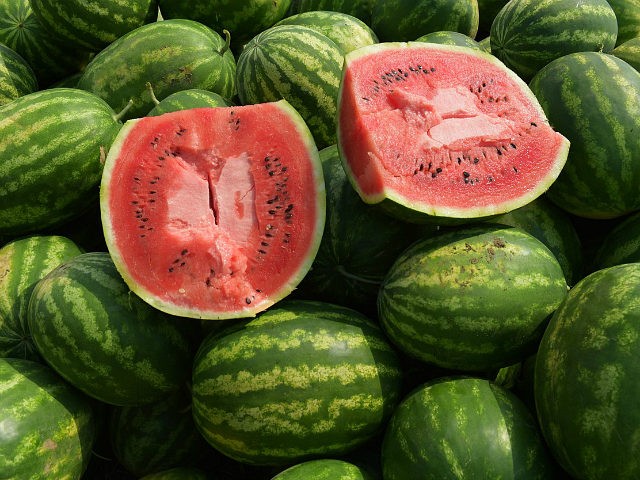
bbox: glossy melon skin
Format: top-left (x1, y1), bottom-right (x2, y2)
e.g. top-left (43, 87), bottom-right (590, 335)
top-left (101, 101), bottom-right (325, 320)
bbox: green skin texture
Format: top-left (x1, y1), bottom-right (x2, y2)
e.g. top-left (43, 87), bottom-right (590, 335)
top-left (28, 0), bottom-right (158, 52)
top-left (371, 0), bottom-right (479, 42)
top-left (77, 19), bottom-right (237, 121)
top-left (0, 235), bottom-right (82, 361)
top-left (294, 144), bottom-right (428, 318)
top-left (529, 52), bottom-right (640, 219)
top-left (381, 377), bottom-right (559, 479)
top-left (378, 224), bottom-right (568, 372)
top-left (593, 210), bottom-right (640, 270)
top-left (147, 88), bottom-right (233, 116)
top-left (490, 0), bottom-right (618, 81)
top-left (275, 10), bottom-right (379, 56)
top-left (0, 0), bottom-right (92, 87)
top-left (27, 252), bottom-right (198, 406)
top-left (287, 0), bottom-right (375, 25)
top-left (613, 37), bottom-right (640, 72)
top-left (191, 300), bottom-right (404, 466)
top-left (109, 388), bottom-right (209, 477)
top-left (272, 458), bottom-right (373, 479)
top-left (492, 195), bottom-right (584, 286)
top-left (0, 43), bottom-right (37, 106)
top-left (0, 88), bottom-right (122, 236)
top-left (609, 0), bottom-right (640, 45)
top-left (0, 358), bottom-right (96, 480)
top-left (236, 25), bottom-right (343, 149)
top-left (535, 263), bottom-right (640, 479)
top-left (158, 0), bottom-right (292, 46)
top-left (415, 30), bottom-right (481, 49)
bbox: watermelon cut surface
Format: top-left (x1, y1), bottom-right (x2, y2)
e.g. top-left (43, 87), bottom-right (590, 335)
top-left (337, 42), bottom-right (570, 220)
top-left (100, 101), bottom-right (325, 319)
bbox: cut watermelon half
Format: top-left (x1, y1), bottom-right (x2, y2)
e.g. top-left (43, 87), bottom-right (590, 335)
top-left (100, 101), bottom-right (325, 320)
top-left (337, 42), bottom-right (570, 220)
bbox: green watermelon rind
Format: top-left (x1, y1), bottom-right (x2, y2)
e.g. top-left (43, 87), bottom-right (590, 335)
top-left (337, 41), bottom-right (570, 220)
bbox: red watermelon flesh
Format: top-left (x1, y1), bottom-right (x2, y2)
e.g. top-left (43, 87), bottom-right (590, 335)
top-left (100, 101), bottom-right (325, 320)
top-left (338, 42), bottom-right (570, 220)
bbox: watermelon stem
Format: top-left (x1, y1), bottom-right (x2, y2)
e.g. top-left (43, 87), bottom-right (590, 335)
top-left (219, 29), bottom-right (231, 56)
top-left (336, 265), bottom-right (381, 285)
top-left (112, 99), bottom-right (134, 122)
top-left (145, 82), bottom-right (160, 106)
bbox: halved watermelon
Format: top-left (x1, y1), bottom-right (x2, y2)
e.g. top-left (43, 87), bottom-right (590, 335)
top-left (100, 101), bottom-right (325, 320)
top-left (337, 42), bottom-right (570, 221)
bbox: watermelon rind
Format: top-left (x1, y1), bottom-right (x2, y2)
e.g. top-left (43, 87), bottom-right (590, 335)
top-left (0, 43), bottom-right (37, 106)
top-left (271, 458), bottom-right (374, 479)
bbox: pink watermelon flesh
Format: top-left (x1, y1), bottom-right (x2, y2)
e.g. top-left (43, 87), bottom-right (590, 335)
top-left (338, 43), bottom-right (569, 219)
top-left (100, 101), bottom-right (325, 320)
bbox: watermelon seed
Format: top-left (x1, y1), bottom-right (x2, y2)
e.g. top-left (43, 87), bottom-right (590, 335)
top-left (245, 297), bottom-right (252, 304)
top-left (473, 157), bottom-right (479, 164)
top-left (510, 143), bottom-right (517, 149)
top-left (531, 122), bottom-right (537, 127)
top-left (487, 176), bottom-right (494, 183)
top-left (513, 166), bottom-right (518, 173)
top-left (496, 149), bottom-right (502, 156)
top-left (131, 200), bottom-right (138, 205)
top-left (258, 249), bottom-right (267, 255)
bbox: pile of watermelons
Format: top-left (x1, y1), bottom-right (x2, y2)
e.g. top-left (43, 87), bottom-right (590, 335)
top-left (2, 0), bottom-right (640, 479)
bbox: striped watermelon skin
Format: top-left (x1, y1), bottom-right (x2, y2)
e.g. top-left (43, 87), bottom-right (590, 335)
top-left (381, 377), bottom-right (559, 479)
top-left (147, 88), bottom-right (232, 116)
top-left (109, 388), bottom-right (209, 477)
top-left (593, 211), bottom-right (640, 270)
top-left (236, 25), bottom-right (343, 149)
top-left (490, 0), bottom-right (618, 81)
top-left (27, 252), bottom-right (198, 406)
top-left (0, 357), bottom-right (96, 479)
top-left (77, 19), bottom-right (236, 121)
top-left (0, 43), bottom-right (37, 105)
top-left (370, 0), bottom-right (479, 42)
top-left (29, 0), bottom-right (158, 51)
top-left (287, 0), bottom-right (374, 25)
top-left (272, 458), bottom-right (373, 479)
top-left (0, 235), bottom-right (83, 360)
top-left (609, 0), bottom-right (640, 46)
top-left (529, 52), bottom-right (640, 219)
top-left (275, 10), bottom-right (379, 55)
top-left (0, 0), bottom-right (92, 87)
top-left (535, 263), bottom-right (640, 479)
top-left (158, 0), bottom-right (292, 46)
top-left (415, 30), bottom-right (481, 49)
top-left (192, 300), bottom-right (404, 466)
top-left (613, 37), bottom-right (640, 72)
top-left (0, 88), bottom-right (121, 236)
top-left (378, 225), bottom-right (568, 372)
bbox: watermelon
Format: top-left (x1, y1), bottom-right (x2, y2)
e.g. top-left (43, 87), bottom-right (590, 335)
top-left (0, 88), bottom-right (122, 236)
top-left (287, 0), bottom-right (374, 25)
top-left (529, 52), bottom-right (640, 219)
top-left (109, 388), bottom-right (209, 476)
top-left (272, 458), bottom-right (374, 479)
top-left (378, 224), bottom-right (568, 372)
top-left (0, 235), bottom-right (83, 360)
top-left (147, 87), bottom-right (233, 116)
top-left (415, 30), bottom-right (482, 49)
top-left (0, 357), bottom-right (96, 479)
top-left (28, 0), bottom-right (159, 52)
top-left (77, 19), bottom-right (236, 121)
top-left (535, 263), bottom-right (640, 479)
top-left (492, 196), bottom-right (584, 286)
top-left (100, 100), bottom-right (325, 320)
top-left (0, 0), bottom-right (92, 87)
top-left (236, 25), bottom-right (343, 149)
top-left (613, 37), bottom-right (640, 72)
top-left (609, 0), bottom-right (640, 45)
top-left (381, 376), bottom-right (560, 479)
top-left (337, 42), bottom-right (569, 222)
top-left (0, 43), bottom-right (37, 106)
top-left (294, 144), bottom-right (429, 317)
top-left (490, 0), bottom-right (618, 81)
top-left (191, 300), bottom-right (404, 466)
top-left (27, 252), bottom-right (198, 406)
top-left (275, 10), bottom-right (379, 55)
top-left (592, 210), bottom-right (640, 268)
top-left (158, 0), bottom-right (292, 47)
top-left (370, 0), bottom-right (479, 42)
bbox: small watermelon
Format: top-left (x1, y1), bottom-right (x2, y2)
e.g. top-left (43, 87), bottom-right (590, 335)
top-left (0, 43), bottom-right (37, 106)
top-left (100, 100), bottom-right (325, 320)
top-left (337, 42), bottom-right (569, 223)
top-left (271, 458), bottom-right (374, 479)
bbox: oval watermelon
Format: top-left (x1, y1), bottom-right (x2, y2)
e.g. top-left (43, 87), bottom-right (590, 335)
top-left (0, 43), bottom-right (37, 106)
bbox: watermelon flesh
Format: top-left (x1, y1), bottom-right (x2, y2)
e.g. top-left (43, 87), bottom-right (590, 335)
top-left (100, 101), bottom-right (325, 320)
top-left (338, 42), bottom-right (570, 220)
